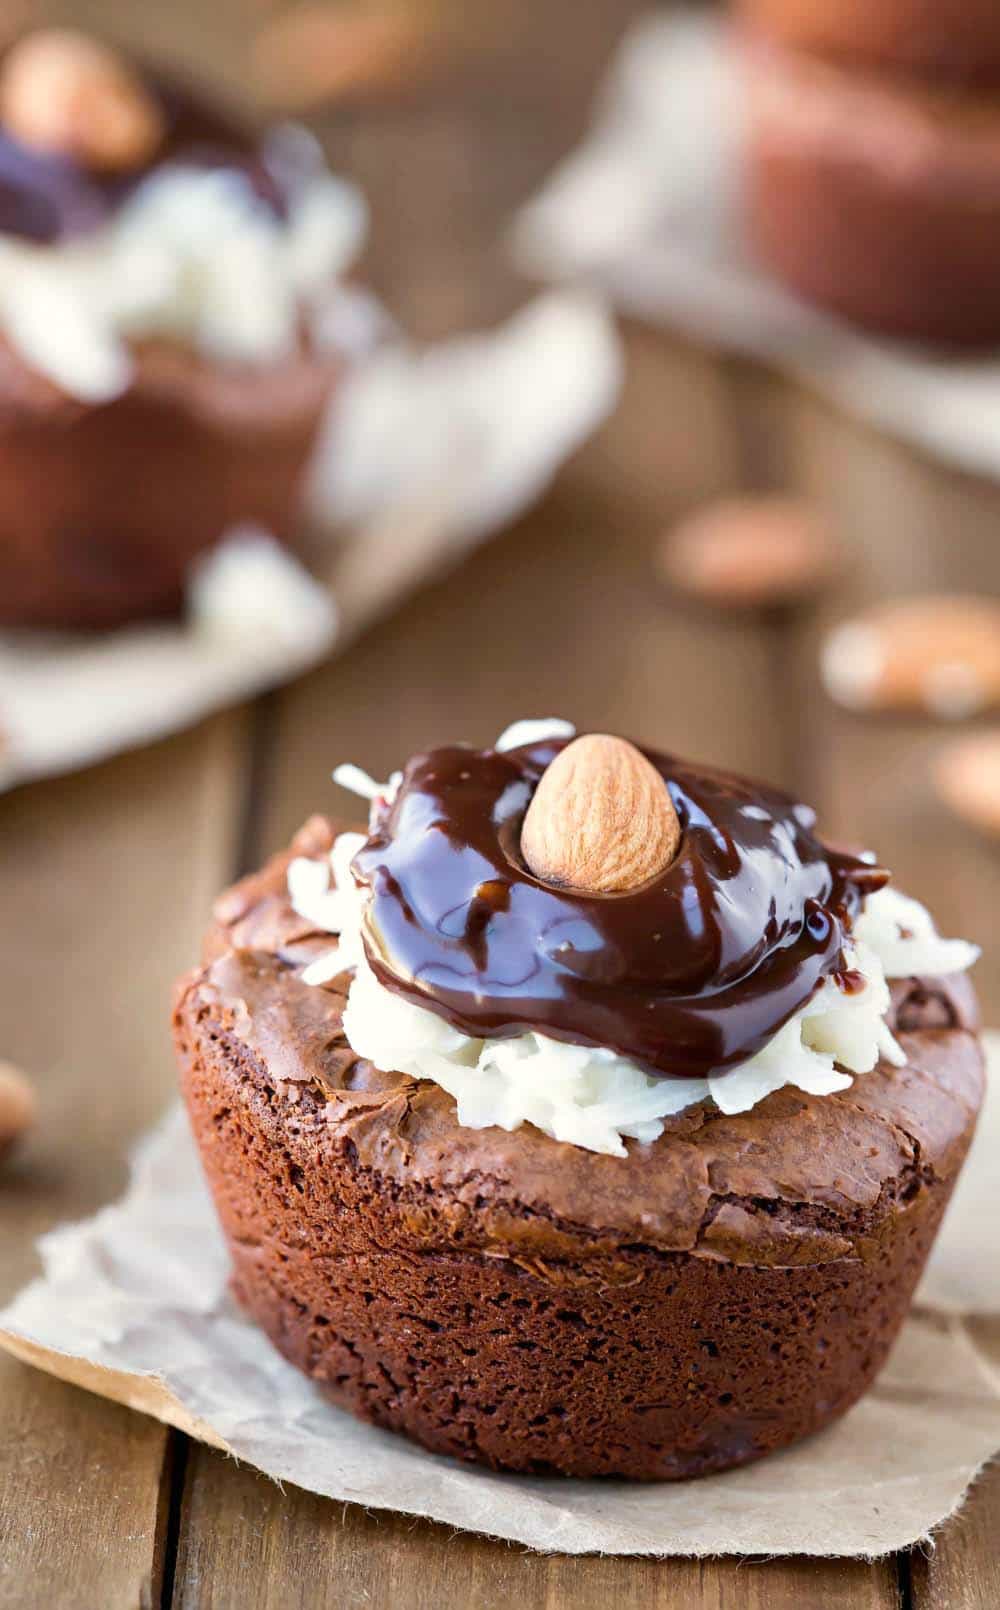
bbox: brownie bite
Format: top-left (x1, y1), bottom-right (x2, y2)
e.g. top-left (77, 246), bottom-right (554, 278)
top-left (0, 30), bottom-right (361, 627)
top-left (740, 37), bottom-right (1000, 344)
top-left (735, 0), bottom-right (1000, 86)
top-left (174, 731), bottom-right (985, 1478)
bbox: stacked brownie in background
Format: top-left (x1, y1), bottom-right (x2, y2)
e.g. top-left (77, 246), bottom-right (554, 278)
top-left (735, 0), bottom-right (1000, 343)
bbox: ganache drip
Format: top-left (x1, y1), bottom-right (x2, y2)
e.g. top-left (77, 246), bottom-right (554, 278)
top-left (350, 739), bottom-right (889, 1081)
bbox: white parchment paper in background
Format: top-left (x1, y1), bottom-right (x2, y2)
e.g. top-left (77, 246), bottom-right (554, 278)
top-left (0, 291), bottom-right (620, 793)
top-left (0, 1037), bottom-right (997, 1559)
top-left (514, 13), bottom-right (1000, 480)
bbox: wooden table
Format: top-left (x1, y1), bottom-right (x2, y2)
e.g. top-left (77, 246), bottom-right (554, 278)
top-left (1, 2), bottom-right (999, 1604)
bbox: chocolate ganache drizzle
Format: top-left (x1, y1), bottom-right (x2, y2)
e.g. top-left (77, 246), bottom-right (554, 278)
top-left (350, 738), bottom-right (889, 1082)
top-left (0, 72), bottom-right (291, 244)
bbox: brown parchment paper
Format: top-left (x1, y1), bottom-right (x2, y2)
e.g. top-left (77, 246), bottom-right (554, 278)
top-left (0, 1036), bottom-right (996, 1559)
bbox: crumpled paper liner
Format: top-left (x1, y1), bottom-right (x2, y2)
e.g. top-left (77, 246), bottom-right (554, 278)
top-left (0, 291), bottom-right (620, 793)
top-left (0, 1037), bottom-right (996, 1558)
top-left (513, 12), bottom-right (1000, 481)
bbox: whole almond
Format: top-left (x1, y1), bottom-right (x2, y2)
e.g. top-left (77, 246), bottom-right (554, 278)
top-left (521, 734), bottom-right (681, 894)
top-left (936, 731), bottom-right (1000, 840)
top-left (0, 1060), bottom-right (36, 1158)
top-left (822, 596), bottom-right (1000, 718)
top-left (0, 30), bottom-right (165, 172)
top-left (658, 496), bottom-right (836, 611)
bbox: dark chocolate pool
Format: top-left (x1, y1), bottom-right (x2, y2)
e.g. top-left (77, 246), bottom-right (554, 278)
top-left (351, 737), bottom-right (889, 1080)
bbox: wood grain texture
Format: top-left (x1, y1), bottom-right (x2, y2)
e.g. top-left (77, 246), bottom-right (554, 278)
top-left (0, 1369), bottom-right (174, 1610)
top-left (0, 714), bottom-right (249, 1608)
top-left (175, 1446), bottom-right (901, 1610)
top-left (910, 1460), bottom-right (1000, 1609)
top-left (0, 715), bottom-right (248, 1283)
top-left (785, 389), bottom-right (1000, 1020)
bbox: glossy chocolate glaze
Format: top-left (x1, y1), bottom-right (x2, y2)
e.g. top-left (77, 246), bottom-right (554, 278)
top-left (351, 739), bottom-right (889, 1081)
top-left (0, 73), bottom-right (290, 244)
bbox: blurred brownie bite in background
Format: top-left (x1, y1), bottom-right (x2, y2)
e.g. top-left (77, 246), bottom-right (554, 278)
top-left (0, 29), bottom-right (364, 628)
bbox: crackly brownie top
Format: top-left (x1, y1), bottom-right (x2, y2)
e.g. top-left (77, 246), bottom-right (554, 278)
top-left (177, 816), bottom-right (986, 1257)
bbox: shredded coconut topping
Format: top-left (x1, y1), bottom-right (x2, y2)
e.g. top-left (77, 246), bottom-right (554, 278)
top-left (288, 832), bottom-right (367, 986)
top-left (0, 131), bottom-right (366, 401)
top-left (853, 886), bottom-right (980, 979)
top-left (291, 726), bottom-right (980, 1156)
top-left (495, 716), bottom-right (576, 752)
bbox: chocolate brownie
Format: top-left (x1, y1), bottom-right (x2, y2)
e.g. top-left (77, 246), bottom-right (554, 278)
top-left (735, 0), bottom-right (1000, 86)
top-left (741, 40), bottom-right (1000, 345)
top-left (174, 816), bottom-right (985, 1480)
top-left (0, 34), bottom-right (346, 628)
top-left (0, 336), bottom-right (335, 628)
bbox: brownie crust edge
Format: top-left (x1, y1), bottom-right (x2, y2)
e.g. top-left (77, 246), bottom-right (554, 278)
top-left (173, 820), bottom-right (985, 1478)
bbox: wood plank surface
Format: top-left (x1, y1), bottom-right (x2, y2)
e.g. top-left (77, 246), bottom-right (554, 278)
top-left (786, 390), bottom-right (1000, 1019)
top-left (175, 1445), bottom-right (901, 1610)
top-left (0, 715), bottom-right (250, 1609)
top-left (910, 1461), bottom-right (1000, 1610)
top-left (0, 1376), bottom-right (174, 1610)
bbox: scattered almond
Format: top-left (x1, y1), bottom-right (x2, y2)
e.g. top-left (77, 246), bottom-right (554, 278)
top-left (658, 496), bottom-right (836, 610)
top-left (0, 1060), bottom-right (36, 1159)
top-left (821, 596), bottom-right (1000, 718)
top-left (521, 734), bottom-right (681, 894)
top-left (936, 731), bottom-right (1000, 840)
top-left (0, 29), bottom-right (165, 172)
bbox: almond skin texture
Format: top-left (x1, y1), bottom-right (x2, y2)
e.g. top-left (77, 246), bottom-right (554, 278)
top-left (821, 596), bottom-right (1000, 718)
top-left (659, 496), bottom-right (836, 610)
top-left (0, 1060), bottom-right (36, 1159)
top-left (0, 30), bottom-right (165, 173)
top-left (936, 731), bottom-right (1000, 840)
top-left (520, 734), bottom-right (681, 894)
